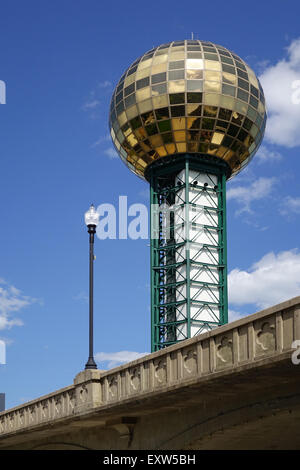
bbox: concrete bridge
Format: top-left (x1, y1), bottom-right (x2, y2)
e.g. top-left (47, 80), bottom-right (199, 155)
top-left (0, 296), bottom-right (300, 450)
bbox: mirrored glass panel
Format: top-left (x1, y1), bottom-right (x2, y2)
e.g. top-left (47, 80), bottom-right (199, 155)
top-left (109, 40), bottom-right (266, 180)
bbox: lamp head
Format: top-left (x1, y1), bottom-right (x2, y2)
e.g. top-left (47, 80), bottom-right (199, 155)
top-left (84, 204), bottom-right (99, 227)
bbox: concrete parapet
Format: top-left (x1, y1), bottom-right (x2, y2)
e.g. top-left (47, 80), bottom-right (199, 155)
top-left (0, 296), bottom-right (300, 449)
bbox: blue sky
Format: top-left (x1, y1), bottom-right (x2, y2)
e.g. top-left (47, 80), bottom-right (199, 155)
top-left (1, 0), bottom-right (300, 409)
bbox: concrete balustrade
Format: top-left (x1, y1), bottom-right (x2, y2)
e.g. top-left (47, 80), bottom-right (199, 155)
top-left (0, 296), bottom-right (300, 449)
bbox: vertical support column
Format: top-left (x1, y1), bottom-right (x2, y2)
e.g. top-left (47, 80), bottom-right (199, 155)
top-left (150, 176), bottom-right (161, 352)
top-left (185, 159), bottom-right (191, 339)
top-left (150, 179), bottom-right (156, 353)
top-left (175, 165), bottom-right (224, 336)
top-left (149, 154), bottom-right (229, 351)
top-left (219, 172), bottom-right (228, 324)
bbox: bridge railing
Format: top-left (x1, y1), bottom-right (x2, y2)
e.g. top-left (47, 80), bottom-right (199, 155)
top-left (0, 296), bottom-right (299, 438)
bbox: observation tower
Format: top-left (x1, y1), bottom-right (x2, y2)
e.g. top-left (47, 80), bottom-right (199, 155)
top-left (109, 40), bottom-right (267, 351)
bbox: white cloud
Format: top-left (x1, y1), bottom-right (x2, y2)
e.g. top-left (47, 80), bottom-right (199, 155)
top-left (0, 315), bottom-right (23, 330)
top-left (259, 37), bottom-right (300, 147)
top-left (228, 309), bottom-right (246, 322)
top-left (0, 280), bottom-right (37, 331)
top-left (104, 147), bottom-right (118, 159)
top-left (98, 80), bottom-right (111, 88)
top-left (82, 80), bottom-right (111, 114)
top-left (90, 134), bottom-right (110, 148)
top-left (227, 176), bottom-right (277, 214)
top-left (255, 145), bottom-right (282, 163)
top-left (73, 291), bottom-right (88, 303)
top-left (228, 249), bottom-right (300, 310)
top-left (279, 196), bottom-right (300, 216)
top-left (95, 350), bottom-right (148, 369)
top-left (0, 337), bottom-right (13, 346)
top-left (256, 59), bottom-right (271, 72)
top-left (82, 99), bottom-right (100, 111)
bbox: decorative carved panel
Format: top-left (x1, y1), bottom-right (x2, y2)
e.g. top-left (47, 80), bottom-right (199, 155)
top-left (255, 320), bottom-right (276, 356)
top-left (55, 396), bottom-right (62, 415)
top-left (68, 390), bottom-right (75, 410)
top-left (108, 376), bottom-right (118, 400)
top-left (154, 359), bottom-right (167, 386)
top-left (130, 367), bottom-right (141, 393)
top-left (79, 384), bottom-right (88, 403)
top-left (216, 335), bottom-right (233, 369)
top-left (183, 348), bottom-right (197, 376)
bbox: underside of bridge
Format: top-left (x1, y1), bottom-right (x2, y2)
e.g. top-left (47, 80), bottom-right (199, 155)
top-left (1, 355), bottom-right (300, 450)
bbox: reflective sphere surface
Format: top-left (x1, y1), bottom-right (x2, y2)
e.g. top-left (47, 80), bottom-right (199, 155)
top-left (109, 40), bottom-right (266, 179)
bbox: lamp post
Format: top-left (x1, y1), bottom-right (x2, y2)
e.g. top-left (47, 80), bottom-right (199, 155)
top-left (84, 204), bottom-right (99, 370)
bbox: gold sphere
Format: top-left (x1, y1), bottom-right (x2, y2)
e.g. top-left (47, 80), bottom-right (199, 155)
top-left (109, 40), bottom-right (267, 180)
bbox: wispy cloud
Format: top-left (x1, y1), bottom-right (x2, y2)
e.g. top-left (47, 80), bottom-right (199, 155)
top-left (95, 350), bottom-right (148, 369)
top-left (279, 196), bottom-right (300, 216)
top-left (82, 99), bottom-right (100, 111)
top-left (228, 249), bottom-right (300, 310)
top-left (73, 291), bottom-right (88, 303)
top-left (82, 80), bottom-right (111, 116)
top-left (0, 336), bottom-right (13, 346)
top-left (227, 176), bottom-right (277, 214)
top-left (256, 59), bottom-right (271, 73)
top-left (90, 134), bottom-right (111, 148)
top-left (255, 145), bottom-right (282, 163)
top-left (98, 80), bottom-right (112, 88)
top-left (104, 147), bottom-right (118, 159)
top-left (259, 37), bottom-right (300, 147)
top-left (0, 279), bottom-right (37, 331)
top-left (228, 309), bottom-right (247, 322)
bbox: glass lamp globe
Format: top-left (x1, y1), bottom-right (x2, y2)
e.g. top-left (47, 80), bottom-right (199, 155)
top-left (84, 204), bottom-right (100, 227)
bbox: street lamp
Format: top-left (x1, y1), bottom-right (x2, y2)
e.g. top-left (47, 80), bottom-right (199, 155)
top-left (84, 204), bottom-right (100, 370)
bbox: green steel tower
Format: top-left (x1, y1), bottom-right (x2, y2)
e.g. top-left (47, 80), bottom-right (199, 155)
top-left (109, 40), bottom-right (267, 352)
